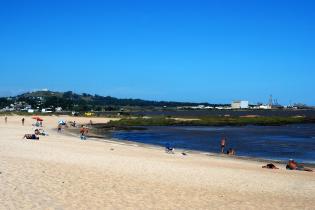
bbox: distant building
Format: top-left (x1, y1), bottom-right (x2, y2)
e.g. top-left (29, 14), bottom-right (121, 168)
top-left (191, 105), bottom-right (205, 110)
top-left (55, 107), bottom-right (63, 112)
top-left (231, 100), bottom-right (249, 109)
top-left (259, 105), bottom-right (271, 110)
top-left (42, 108), bottom-right (53, 113)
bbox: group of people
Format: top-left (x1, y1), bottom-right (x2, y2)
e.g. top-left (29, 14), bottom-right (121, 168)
top-left (23, 129), bottom-right (41, 140)
top-left (22, 117), bottom-right (49, 140)
top-left (3, 116), bottom-right (38, 140)
top-left (57, 120), bottom-right (69, 132)
top-left (4, 116), bottom-right (25, 126)
top-left (16, 116), bottom-right (314, 172)
top-left (261, 160), bottom-right (313, 172)
top-left (23, 119), bottom-right (89, 141)
top-left (80, 125), bottom-right (89, 140)
top-left (221, 136), bottom-right (312, 172)
top-left (57, 120), bottom-right (89, 140)
top-left (220, 137), bottom-right (236, 156)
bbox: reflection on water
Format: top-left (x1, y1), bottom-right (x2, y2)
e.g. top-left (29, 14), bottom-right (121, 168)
top-left (111, 124), bottom-right (315, 164)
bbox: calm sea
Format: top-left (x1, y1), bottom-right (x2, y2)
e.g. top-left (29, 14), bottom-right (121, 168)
top-left (111, 124), bottom-right (315, 164)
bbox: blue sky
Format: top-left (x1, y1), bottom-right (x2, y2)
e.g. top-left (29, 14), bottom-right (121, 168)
top-left (0, 0), bottom-right (314, 105)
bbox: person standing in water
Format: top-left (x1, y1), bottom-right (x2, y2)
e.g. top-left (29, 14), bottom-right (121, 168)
top-left (220, 137), bottom-right (226, 153)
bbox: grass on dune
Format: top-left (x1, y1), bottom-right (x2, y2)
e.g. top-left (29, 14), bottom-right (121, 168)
top-left (106, 116), bottom-right (315, 127)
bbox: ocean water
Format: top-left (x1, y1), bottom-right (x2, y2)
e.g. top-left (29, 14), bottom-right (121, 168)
top-left (111, 124), bottom-right (315, 164)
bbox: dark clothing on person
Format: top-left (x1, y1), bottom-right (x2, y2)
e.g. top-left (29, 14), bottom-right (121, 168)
top-left (23, 134), bottom-right (39, 140)
top-left (220, 138), bottom-right (226, 153)
top-left (262, 163), bottom-right (279, 169)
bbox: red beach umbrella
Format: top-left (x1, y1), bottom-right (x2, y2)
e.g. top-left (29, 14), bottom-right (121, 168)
top-left (32, 116), bottom-right (44, 121)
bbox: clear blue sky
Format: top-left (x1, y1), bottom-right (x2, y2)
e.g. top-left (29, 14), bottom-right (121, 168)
top-left (0, 0), bottom-right (314, 105)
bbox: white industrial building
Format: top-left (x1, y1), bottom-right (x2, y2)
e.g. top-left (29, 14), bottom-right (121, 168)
top-left (231, 100), bottom-right (249, 109)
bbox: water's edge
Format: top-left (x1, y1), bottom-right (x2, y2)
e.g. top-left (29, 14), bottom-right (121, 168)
top-left (64, 127), bottom-right (315, 168)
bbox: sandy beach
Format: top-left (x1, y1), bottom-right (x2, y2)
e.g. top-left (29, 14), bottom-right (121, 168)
top-left (0, 115), bottom-right (314, 210)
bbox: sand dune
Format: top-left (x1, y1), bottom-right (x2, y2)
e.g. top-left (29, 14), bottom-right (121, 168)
top-left (0, 115), bottom-right (314, 209)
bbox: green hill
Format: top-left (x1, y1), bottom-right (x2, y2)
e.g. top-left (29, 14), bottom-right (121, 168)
top-left (1, 90), bottom-right (215, 112)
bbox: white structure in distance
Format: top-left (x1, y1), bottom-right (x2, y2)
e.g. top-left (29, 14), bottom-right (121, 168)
top-left (231, 100), bottom-right (249, 109)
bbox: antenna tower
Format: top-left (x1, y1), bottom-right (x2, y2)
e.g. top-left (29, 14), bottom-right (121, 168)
top-left (269, 95), bottom-right (273, 107)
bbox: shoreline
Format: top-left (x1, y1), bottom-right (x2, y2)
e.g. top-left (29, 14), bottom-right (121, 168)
top-left (1, 115), bottom-right (315, 209)
top-left (64, 126), bottom-right (315, 168)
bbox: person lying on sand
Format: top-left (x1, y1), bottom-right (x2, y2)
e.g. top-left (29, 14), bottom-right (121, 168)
top-left (286, 159), bottom-right (313, 172)
top-left (23, 134), bottom-right (39, 140)
top-left (262, 163), bottom-right (279, 169)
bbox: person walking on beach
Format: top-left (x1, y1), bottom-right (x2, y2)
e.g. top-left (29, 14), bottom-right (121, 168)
top-left (5, 116), bottom-right (7, 124)
top-left (220, 137), bottom-right (226, 153)
top-left (80, 125), bottom-right (88, 140)
top-left (22, 118), bottom-right (25, 126)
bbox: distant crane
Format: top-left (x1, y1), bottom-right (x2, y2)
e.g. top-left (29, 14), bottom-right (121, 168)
top-left (269, 95), bottom-right (273, 108)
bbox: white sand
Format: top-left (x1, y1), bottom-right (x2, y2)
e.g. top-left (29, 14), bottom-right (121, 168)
top-left (0, 115), bottom-right (314, 210)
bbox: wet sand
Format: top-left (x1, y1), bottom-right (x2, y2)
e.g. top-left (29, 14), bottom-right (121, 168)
top-left (0, 115), bottom-right (314, 209)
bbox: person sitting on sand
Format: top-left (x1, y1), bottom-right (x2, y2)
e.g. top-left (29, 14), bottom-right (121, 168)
top-left (35, 129), bottom-right (40, 135)
top-left (226, 148), bottom-right (236, 155)
top-left (35, 128), bottom-right (48, 136)
top-left (286, 159), bottom-right (313, 172)
top-left (23, 134), bottom-right (39, 140)
top-left (165, 143), bottom-right (175, 154)
top-left (33, 121), bottom-right (40, 127)
top-left (262, 163), bottom-right (279, 169)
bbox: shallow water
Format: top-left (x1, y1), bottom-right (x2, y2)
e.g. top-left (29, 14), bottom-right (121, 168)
top-left (111, 124), bottom-right (315, 164)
